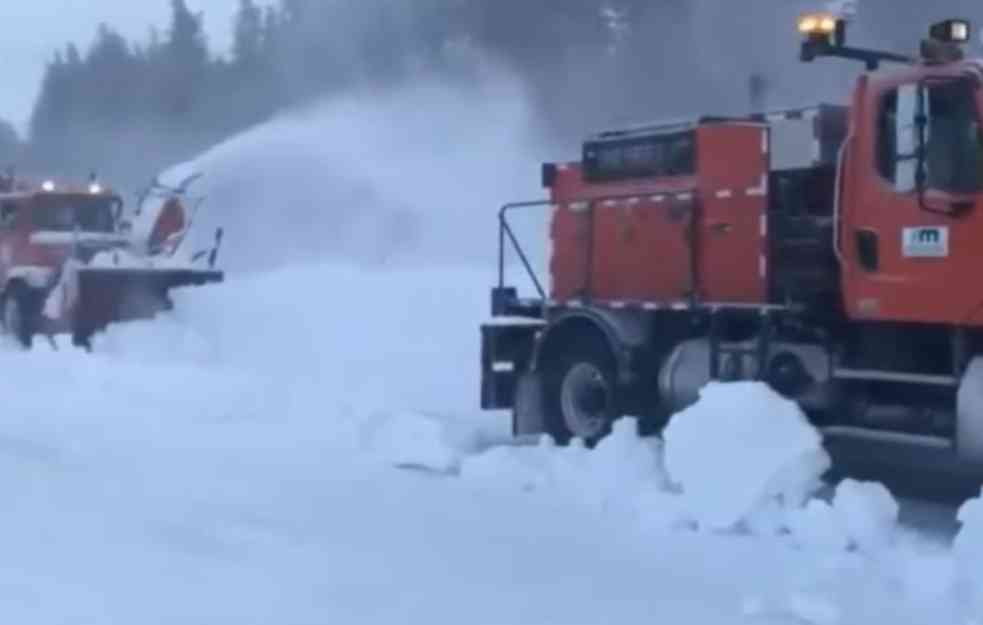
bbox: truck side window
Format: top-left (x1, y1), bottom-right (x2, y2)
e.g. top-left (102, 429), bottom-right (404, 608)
top-left (878, 80), bottom-right (983, 194)
top-left (925, 80), bottom-right (983, 193)
top-left (0, 201), bottom-right (17, 228)
top-left (877, 91), bottom-right (899, 182)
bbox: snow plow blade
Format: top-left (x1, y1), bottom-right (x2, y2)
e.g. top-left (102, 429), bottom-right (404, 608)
top-left (70, 267), bottom-right (223, 345)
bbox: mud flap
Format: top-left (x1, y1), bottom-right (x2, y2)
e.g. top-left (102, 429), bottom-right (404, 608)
top-left (71, 267), bottom-right (223, 345)
top-left (480, 322), bottom-right (541, 410)
top-left (513, 372), bottom-right (548, 437)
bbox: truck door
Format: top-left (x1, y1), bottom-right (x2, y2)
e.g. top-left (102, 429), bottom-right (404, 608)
top-left (843, 72), bottom-right (983, 325)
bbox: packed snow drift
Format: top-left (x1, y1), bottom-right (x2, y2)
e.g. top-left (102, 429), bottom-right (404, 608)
top-left (2, 71), bottom-right (983, 625)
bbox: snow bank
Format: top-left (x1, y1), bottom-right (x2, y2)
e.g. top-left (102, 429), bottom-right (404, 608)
top-left (461, 419), bottom-right (673, 514)
top-left (457, 382), bottom-right (903, 553)
top-left (365, 412), bottom-right (465, 474)
top-left (785, 480), bottom-right (899, 553)
top-left (954, 489), bottom-right (983, 610)
top-left (662, 382), bottom-right (831, 531)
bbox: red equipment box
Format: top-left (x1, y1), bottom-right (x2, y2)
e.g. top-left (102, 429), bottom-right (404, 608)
top-left (548, 119), bottom-right (770, 306)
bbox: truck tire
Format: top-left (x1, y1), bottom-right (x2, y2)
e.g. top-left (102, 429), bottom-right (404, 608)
top-left (957, 357), bottom-right (983, 462)
top-left (1, 283), bottom-right (37, 349)
top-left (542, 333), bottom-right (620, 446)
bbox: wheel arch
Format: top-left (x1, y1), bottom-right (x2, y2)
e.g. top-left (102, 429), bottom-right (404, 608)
top-left (957, 356), bottom-right (983, 462)
top-left (532, 307), bottom-right (650, 386)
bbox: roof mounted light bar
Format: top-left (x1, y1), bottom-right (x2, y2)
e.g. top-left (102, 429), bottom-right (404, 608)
top-left (798, 12), bottom-right (914, 70)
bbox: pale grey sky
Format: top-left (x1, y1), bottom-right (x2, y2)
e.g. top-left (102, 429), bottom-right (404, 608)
top-left (0, 0), bottom-right (239, 136)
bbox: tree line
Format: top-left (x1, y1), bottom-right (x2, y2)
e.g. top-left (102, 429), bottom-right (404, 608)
top-left (5, 0), bottom-right (983, 189)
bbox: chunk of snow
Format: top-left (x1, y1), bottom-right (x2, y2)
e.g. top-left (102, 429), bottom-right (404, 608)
top-left (783, 481), bottom-right (899, 554)
top-left (786, 500), bottom-right (850, 552)
top-left (954, 488), bottom-right (983, 608)
top-left (460, 443), bottom-right (555, 492)
top-left (786, 592), bottom-right (842, 625)
top-left (461, 419), bottom-right (671, 515)
top-left (889, 548), bottom-right (957, 603)
top-left (367, 412), bottom-right (463, 474)
top-left (661, 382), bottom-right (830, 531)
top-left (830, 479), bottom-right (898, 552)
top-left (739, 593), bottom-right (841, 625)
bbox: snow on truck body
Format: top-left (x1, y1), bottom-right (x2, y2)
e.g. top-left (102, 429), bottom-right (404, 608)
top-left (0, 176), bottom-right (223, 348)
top-left (481, 15), bottom-right (983, 494)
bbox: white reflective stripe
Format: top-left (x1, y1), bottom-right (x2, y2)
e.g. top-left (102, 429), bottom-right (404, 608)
top-left (567, 299), bottom-right (585, 308)
top-left (760, 215), bottom-right (768, 237)
top-left (643, 302), bottom-right (661, 311)
top-left (715, 189), bottom-right (733, 199)
top-left (671, 301), bottom-right (689, 311)
top-left (676, 193), bottom-right (693, 201)
top-left (812, 139), bottom-right (821, 164)
top-left (759, 254), bottom-right (767, 278)
top-left (746, 174), bottom-right (768, 197)
top-left (651, 195), bottom-right (666, 203)
top-left (568, 201), bottom-right (590, 212)
top-left (492, 362), bottom-right (515, 373)
top-left (627, 197), bottom-right (641, 206)
top-left (762, 130), bottom-right (769, 155)
top-left (603, 199), bottom-right (618, 208)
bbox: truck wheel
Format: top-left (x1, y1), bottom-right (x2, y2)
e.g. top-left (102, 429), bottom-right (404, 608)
top-left (1, 284), bottom-right (36, 349)
top-left (543, 334), bottom-right (619, 445)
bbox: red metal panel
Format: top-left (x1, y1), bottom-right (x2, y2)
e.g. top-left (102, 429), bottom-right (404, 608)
top-left (549, 163), bottom-right (696, 303)
top-left (549, 196), bottom-right (590, 301)
top-left (695, 124), bottom-right (769, 304)
top-left (589, 196), bottom-right (693, 301)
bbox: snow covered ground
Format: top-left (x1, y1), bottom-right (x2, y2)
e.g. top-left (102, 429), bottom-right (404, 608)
top-left (4, 262), bottom-right (976, 625)
top-left (3, 73), bottom-right (983, 624)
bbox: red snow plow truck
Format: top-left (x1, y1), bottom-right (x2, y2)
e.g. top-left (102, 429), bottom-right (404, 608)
top-left (0, 173), bottom-right (223, 349)
top-left (482, 15), bottom-right (983, 491)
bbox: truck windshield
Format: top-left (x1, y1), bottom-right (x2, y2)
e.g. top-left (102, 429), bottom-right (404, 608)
top-left (32, 196), bottom-right (117, 233)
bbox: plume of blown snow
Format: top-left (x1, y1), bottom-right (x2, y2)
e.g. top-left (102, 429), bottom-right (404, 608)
top-left (161, 63), bottom-right (551, 274)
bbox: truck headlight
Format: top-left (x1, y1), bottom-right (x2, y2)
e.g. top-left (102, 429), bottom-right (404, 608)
top-left (930, 19), bottom-right (971, 44)
top-left (798, 12), bottom-right (838, 36)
